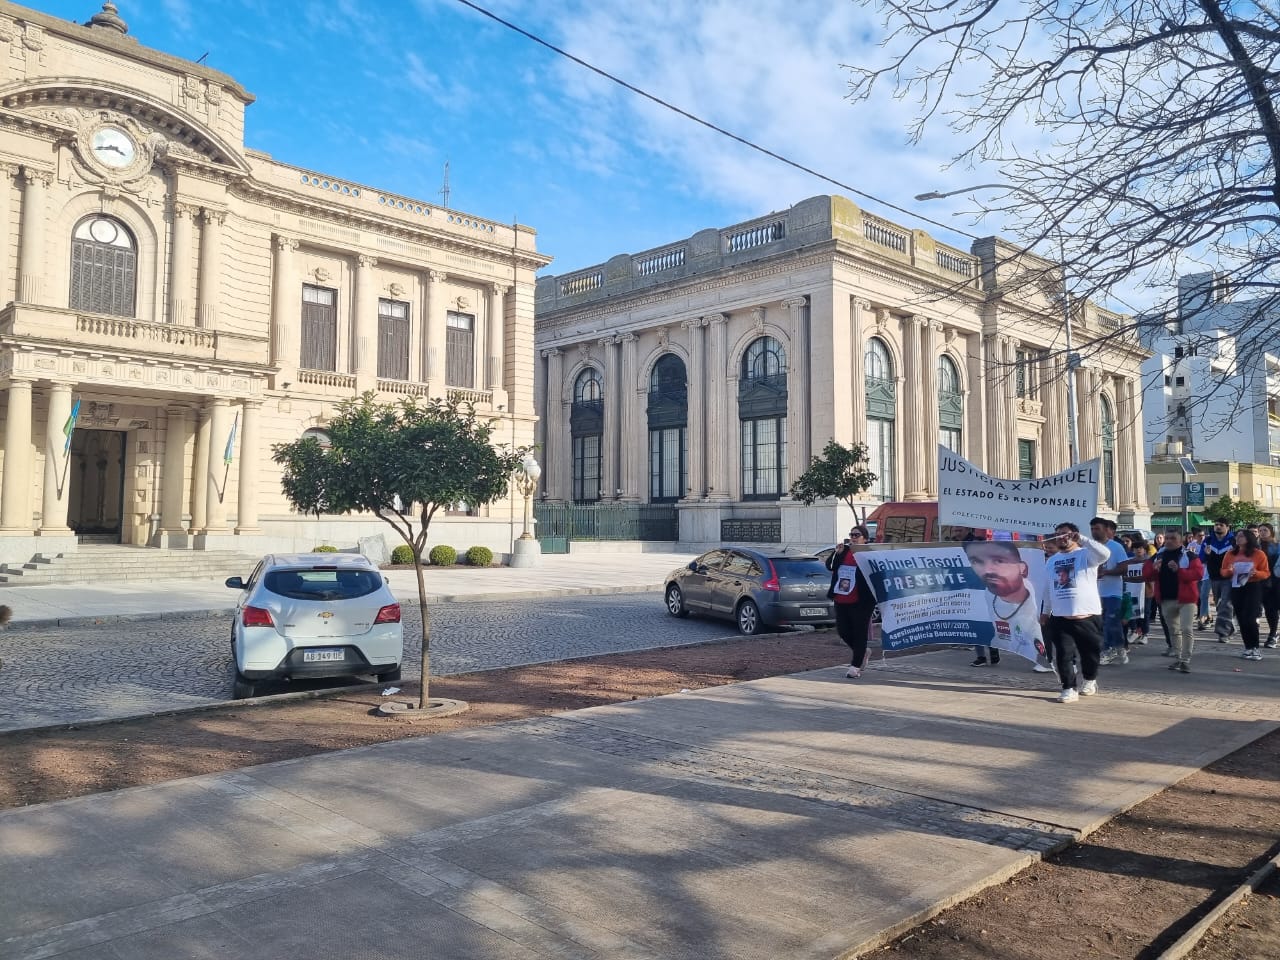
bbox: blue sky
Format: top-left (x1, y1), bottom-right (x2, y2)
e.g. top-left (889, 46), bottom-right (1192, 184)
top-left (44, 0), bottom-right (1007, 277)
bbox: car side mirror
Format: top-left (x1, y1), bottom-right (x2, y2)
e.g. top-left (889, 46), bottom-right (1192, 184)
top-left (225, 576), bottom-right (245, 590)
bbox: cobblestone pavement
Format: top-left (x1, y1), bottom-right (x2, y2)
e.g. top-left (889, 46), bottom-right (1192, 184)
top-left (0, 593), bottom-right (753, 732)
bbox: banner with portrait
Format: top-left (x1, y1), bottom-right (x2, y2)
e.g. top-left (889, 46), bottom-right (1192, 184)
top-left (938, 446), bottom-right (1101, 534)
top-left (854, 541), bottom-right (1049, 662)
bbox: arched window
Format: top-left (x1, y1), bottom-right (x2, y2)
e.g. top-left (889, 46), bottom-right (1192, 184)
top-left (647, 355), bottom-right (687, 502)
top-left (742, 335), bottom-right (786, 381)
top-left (571, 367), bottom-right (604, 502)
top-left (1100, 395), bottom-right (1116, 506)
top-left (938, 355), bottom-right (963, 454)
top-left (738, 337), bottom-right (788, 500)
top-left (70, 215), bottom-right (137, 318)
top-left (864, 337), bottom-right (896, 500)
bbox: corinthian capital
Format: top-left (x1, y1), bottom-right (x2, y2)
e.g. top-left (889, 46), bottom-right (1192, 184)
top-left (273, 234), bottom-right (299, 253)
top-left (357, 254), bottom-right (378, 269)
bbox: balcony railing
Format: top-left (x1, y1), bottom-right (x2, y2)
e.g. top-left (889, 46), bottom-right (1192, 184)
top-left (377, 378), bottom-right (432, 397)
top-left (447, 387), bottom-right (493, 406)
top-left (298, 369), bottom-right (357, 390)
top-left (534, 503), bottom-right (678, 542)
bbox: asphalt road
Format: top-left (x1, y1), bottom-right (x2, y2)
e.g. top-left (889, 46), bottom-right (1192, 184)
top-left (0, 592), bottom-right (765, 732)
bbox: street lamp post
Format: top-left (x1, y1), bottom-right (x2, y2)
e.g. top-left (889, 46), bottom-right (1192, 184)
top-left (915, 185), bottom-right (1081, 466)
top-left (509, 453), bottom-right (543, 568)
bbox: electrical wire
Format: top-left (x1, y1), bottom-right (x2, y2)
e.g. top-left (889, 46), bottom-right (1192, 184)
top-left (450, 0), bottom-right (979, 242)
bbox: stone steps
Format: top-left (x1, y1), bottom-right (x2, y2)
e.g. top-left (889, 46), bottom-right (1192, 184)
top-left (0, 548), bottom-right (258, 585)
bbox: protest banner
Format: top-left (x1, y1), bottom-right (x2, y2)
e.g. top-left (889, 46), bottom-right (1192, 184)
top-left (854, 541), bottom-right (1049, 662)
top-left (937, 446), bottom-right (1101, 534)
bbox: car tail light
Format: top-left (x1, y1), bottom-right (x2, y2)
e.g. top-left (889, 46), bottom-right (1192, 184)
top-left (761, 561), bottom-right (780, 593)
top-left (374, 603), bottom-right (401, 624)
top-left (242, 605), bottom-right (275, 628)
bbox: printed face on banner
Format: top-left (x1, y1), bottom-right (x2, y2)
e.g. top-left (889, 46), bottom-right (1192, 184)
top-left (1052, 556), bottom-right (1079, 591)
top-left (854, 543), bottom-right (1047, 663)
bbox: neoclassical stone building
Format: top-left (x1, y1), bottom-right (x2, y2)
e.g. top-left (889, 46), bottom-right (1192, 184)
top-left (0, 2), bottom-right (548, 565)
top-left (534, 195), bottom-right (1151, 546)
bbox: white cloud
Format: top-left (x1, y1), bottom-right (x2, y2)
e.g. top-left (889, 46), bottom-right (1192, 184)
top-left (161, 0), bottom-right (193, 33)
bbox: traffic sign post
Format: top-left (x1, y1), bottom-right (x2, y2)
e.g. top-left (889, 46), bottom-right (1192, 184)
top-left (1179, 458), bottom-right (1199, 533)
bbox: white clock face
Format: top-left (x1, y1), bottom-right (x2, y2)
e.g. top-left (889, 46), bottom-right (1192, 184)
top-left (90, 127), bottom-right (137, 169)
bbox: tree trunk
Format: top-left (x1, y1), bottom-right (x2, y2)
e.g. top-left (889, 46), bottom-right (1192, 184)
top-left (414, 554), bottom-right (431, 709)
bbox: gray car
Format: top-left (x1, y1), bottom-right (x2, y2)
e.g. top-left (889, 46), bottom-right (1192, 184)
top-left (664, 548), bottom-right (836, 635)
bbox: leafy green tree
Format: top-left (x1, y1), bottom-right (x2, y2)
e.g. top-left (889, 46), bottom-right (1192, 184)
top-left (1204, 495), bottom-right (1268, 530)
top-left (273, 394), bottom-right (522, 710)
top-left (789, 441), bottom-right (878, 513)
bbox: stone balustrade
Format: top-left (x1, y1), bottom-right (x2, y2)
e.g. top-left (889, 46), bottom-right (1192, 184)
top-left (447, 387), bottom-right (493, 406)
top-left (297, 369), bottom-right (357, 390)
top-left (376, 378), bottom-right (432, 397)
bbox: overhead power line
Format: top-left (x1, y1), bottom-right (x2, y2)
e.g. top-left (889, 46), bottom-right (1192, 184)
top-left (450, 0), bottom-right (979, 242)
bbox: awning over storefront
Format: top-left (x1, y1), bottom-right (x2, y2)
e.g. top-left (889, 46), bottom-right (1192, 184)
top-left (1150, 512), bottom-right (1209, 529)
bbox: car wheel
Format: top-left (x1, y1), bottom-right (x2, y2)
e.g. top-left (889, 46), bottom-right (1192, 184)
top-left (232, 672), bottom-right (258, 700)
top-left (665, 584), bottom-right (689, 618)
top-left (736, 599), bottom-right (762, 636)
top-left (376, 666), bottom-right (402, 683)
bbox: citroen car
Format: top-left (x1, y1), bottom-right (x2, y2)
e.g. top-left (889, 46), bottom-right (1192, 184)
top-left (663, 547), bottom-right (835, 634)
top-left (225, 553), bottom-right (403, 699)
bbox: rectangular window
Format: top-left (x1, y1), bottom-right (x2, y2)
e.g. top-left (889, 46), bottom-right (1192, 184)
top-left (446, 311), bottom-right (475, 387)
top-left (741, 417), bottom-right (786, 500)
top-left (1015, 350), bottom-right (1028, 398)
top-left (649, 427), bottom-right (685, 502)
top-left (1103, 451), bottom-right (1116, 506)
top-left (300, 284), bottom-right (337, 371)
top-left (867, 417), bottom-right (895, 500)
top-left (377, 298), bottom-right (410, 381)
top-left (572, 434), bottom-right (601, 502)
top-left (1159, 482), bottom-right (1182, 507)
top-left (941, 426), bottom-right (963, 456)
top-left (1175, 376), bottom-right (1185, 387)
top-left (1017, 439), bottom-right (1036, 480)
top-left (1204, 483), bottom-right (1221, 497)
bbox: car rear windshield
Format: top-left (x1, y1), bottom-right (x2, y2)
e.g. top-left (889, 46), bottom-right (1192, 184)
top-left (264, 568), bottom-right (382, 601)
top-left (771, 559), bottom-right (829, 578)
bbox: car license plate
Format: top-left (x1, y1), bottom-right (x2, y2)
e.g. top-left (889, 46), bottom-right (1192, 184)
top-left (801, 608), bottom-right (827, 617)
top-left (303, 648), bottom-right (344, 663)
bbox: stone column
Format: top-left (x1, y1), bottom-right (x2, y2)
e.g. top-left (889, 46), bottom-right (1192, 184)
top-left (922, 319), bottom-right (942, 497)
top-left (1128, 377), bottom-right (1149, 511)
top-left (706, 314), bottom-right (731, 500)
top-left (901, 316), bottom-right (927, 500)
top-left (783, 297), bottom-right (810, 487)
top-left (353, 254), bottom-right (378, 391)
top-left (0, 377), bottom-right (32, 531)
top-left (542, 348), bottom-right (565, 500)
top-left (0, 165), bottom-right (17, 303)
top-left (599, 336), bottom-right (620, 499)
top-left (1038, 356), bottom-right (1060, 474)
top-left (169, 202), bottom-right (195, 325)
top-left (983, 335), bottom-right (1005, 477)
top-left (1077, 369), bottom-right (1099, 461)
top-left (486, 283), bottom-right (507, 390)
top-left (159, 405), bottom-right (189, 535)
top-left (205, 398), bottom-right (232, 531)
top-left (682, 318), bottom-right (706, 499)
top-left (1002, 337), bottom-right (1020, 477)
top-left (39, 382), bottom-right (73, 534)
top-left (849, 298), bottom-right (869, 450)
top-left (1113, 376), bottom-right (1133, 511)
top-left (964, 332), bottom-right (987, 471)
top-left (619, 333), bottom-right (641, 499)
top-left (271, 236), bottom-right (299, 386)
top-left (197, 209), bottom-right (224, 328)
top-left (17, 169), bottom-right (49, 305)
top-left (189, 405), bottom-right (211, 534)
top-left (236, 400), bottom-right (262, 534)
top-left (425, 270), bottom-right (448, 398)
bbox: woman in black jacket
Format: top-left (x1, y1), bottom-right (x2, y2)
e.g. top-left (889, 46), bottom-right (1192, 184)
top-left (826, 524), bottom-right (878, 678)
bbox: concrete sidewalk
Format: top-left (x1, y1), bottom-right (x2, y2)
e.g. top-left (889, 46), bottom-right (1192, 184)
top-left (0, 552), bottom-right (699, 627)
top-left (3, 646), bottom-right (1277, 960)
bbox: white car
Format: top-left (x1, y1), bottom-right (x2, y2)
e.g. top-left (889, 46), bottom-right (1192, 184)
top-left (225, 553), bottom-right (403, 699)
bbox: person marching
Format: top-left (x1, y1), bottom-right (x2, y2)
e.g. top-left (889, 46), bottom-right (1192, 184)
top-left (1142, 530), bottom-right (1204, 673)
top-left (826, 524), bottom-right (878, 679)
top-left (1258, 523), bottom-right (1280, 649)
top-left (1222, 529), bottom-right (1271, 661)
top-left (1042, 522), bottom-right (1112, 703)
top-left (1202, 520), bottom-right (1236, 641)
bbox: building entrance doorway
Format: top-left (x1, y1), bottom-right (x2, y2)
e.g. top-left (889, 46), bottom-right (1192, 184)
top-left (68, 429), bottom-right (127, 542)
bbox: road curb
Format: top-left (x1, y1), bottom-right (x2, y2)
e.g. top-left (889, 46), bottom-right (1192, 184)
top-left (8, 583), bottom-right (665, 629)
top-left (0, 626), bottom-right (841, 739)
top-left (1155, 842), bottom-right (1280, 960)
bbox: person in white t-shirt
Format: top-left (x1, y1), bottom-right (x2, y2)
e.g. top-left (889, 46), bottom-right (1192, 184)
top-left (1091, 517), bottom-right (1132, 666)
top-left (1043, 521), bottom-right (1112, 703)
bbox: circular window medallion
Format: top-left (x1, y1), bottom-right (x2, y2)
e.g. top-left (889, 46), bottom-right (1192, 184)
top-left (88, 218), bottom-right (119, 244)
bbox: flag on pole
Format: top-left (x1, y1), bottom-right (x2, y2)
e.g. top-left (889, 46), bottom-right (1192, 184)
top-left (223, 411), bottom-right (239, 466)
top-left (62, 397), bottom-right (80, 453)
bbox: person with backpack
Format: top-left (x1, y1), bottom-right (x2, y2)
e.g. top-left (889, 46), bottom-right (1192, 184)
top-left (1201, 520), bottom-right (1236, 642)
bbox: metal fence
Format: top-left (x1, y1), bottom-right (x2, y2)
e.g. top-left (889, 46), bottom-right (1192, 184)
top-left (534, 503), bottom-right (679, 543)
